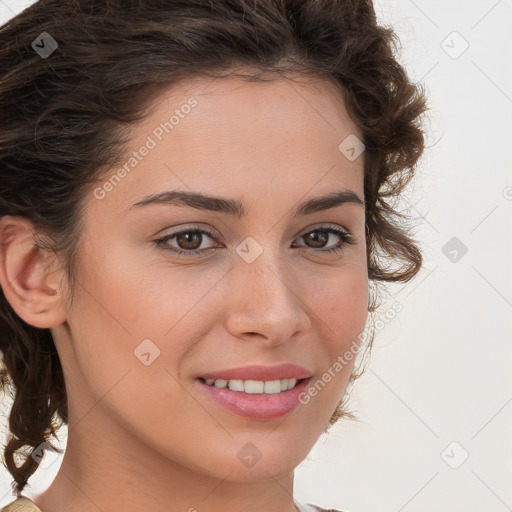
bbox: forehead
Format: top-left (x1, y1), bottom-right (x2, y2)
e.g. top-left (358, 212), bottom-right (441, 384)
top-left (93, 73), bottom-right (365, 216)
top-left (145, 72), bottom-right (360, 141)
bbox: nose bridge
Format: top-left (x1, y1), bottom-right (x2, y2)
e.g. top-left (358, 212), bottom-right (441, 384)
top-left (249, 257), bottom-right (289, 304)
top-left (239, 237), bottom-right (294, 300)
top-left (225, 242), bottom-right (310, 342)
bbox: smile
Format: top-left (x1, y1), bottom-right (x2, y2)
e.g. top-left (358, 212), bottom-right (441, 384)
top-left (201, 377), bottom-right (301, 394)
top-left (196, 376), bottom-right (311, 420)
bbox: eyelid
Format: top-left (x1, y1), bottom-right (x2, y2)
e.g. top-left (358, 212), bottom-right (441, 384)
top-left (292, 224), bottom-right (355, 251)
top-left (154, 223), bottom-right (219, 239)
top-left (155, 222), bottom-right (351, 240)
top-left (296, 222), bottom-right (351, 237)
top-left (154, 222), bottom-right (355, 255)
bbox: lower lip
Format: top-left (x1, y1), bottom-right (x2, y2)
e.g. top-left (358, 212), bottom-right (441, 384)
top-left (196, 378), bottom-right (311, 420)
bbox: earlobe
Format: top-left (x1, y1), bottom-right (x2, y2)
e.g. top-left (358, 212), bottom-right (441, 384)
top-left (0, 215), bottom-right (67, 328)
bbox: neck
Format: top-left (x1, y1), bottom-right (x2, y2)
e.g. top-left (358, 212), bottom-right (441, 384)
top-left (32, 400), bottom-right (299, 512)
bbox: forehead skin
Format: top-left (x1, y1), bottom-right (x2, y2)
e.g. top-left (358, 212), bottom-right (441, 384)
top-left (93, 73), bottom-right (365, 228)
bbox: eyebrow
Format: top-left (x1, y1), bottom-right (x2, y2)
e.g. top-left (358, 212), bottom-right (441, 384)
top-left (129, 188), bottom-right (364, 218)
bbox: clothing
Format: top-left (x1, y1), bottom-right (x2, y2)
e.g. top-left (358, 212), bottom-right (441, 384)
top-left (294, 497), bottom-right (347, 512)
top-left (1, 495), bottom-right (346, 512)
top-left (1, 496), bottom-right (43, 512)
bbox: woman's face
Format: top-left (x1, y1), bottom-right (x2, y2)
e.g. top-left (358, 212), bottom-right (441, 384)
top-left (55, 74), bottom-right (368, 481)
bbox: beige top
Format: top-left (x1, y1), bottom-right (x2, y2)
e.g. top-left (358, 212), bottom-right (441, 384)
top-left (295, 497), bottom-right (347, 512)
top-left (1, 497), bottom-right (42, 512)
top-left (2, 496), bottom-right (347, 512)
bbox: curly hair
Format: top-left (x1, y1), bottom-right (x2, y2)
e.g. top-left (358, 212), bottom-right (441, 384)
top-left (0, 0), bottom-right (428, 497)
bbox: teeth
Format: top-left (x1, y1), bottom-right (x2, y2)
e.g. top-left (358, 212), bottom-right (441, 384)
top-left (244, 380), bottom-right (264, 393)
top-left (205, 377), bottom-right (299, 393)
top-left (228, 379), bottom-right (245, 392)
top-left (264, 380), bottom-right (281, 394)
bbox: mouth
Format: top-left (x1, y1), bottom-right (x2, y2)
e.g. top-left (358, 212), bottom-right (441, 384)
top-left (198, 376), bottom-right (307, 394)
top-left (195, 376), bottom-right (312, 420)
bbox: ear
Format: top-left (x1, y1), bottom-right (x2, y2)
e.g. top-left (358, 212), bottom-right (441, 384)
top-left (0, 215), bottom-right (67, 328)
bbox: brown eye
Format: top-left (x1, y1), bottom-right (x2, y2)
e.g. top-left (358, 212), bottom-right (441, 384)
top-left (175, 231), bottom-right (203, 251)
top-left (154, 228), bottom-right (219, 256)
top-left (294, 226), bottom-right (354, 254)
top-left (302, 230), bottom-right (329, 249)
top-left (154, 225), bottom-right (354, 257)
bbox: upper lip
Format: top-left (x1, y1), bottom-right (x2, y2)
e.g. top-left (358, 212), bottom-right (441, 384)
top-left (198, 364), bottom-right (312, 382)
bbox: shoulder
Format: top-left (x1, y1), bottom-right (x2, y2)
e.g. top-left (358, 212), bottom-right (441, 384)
top-left (1, 496), bottom-right (43, 512)
top-left (295, 498), bottom-right (349, 512)
top-left (307, 506), bottom-right (347, 512)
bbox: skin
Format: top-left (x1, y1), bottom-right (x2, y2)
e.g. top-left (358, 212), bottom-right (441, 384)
top-left (0, 73), bottom-right (368, 512)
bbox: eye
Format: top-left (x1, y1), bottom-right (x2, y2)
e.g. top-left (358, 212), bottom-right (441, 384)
top-left (293, 225), bottom-right (355, 254)
top-left (154, 224), bottom-right (355, 257)
top-left (154, 226), bottom-right (219, 256)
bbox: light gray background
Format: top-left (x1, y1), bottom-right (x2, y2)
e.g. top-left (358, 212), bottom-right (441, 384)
top-left (1, 0), bottom-right (511, 510)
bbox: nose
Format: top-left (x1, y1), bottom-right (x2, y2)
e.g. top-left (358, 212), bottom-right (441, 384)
top-left (224, 252), bottom-right (311, 346)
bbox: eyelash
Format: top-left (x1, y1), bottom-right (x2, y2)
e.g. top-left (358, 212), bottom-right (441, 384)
top-left (154, 225), bottom-right (355, 257)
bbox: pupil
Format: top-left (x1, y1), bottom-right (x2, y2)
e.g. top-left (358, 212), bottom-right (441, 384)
top-left (306, 231), bottom-right (327, 248)
top-left (178, 232), bottom-right (201, 250)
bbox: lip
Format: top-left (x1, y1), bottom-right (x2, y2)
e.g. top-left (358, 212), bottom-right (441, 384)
top-left (196, 376), bottom-right (311, 420)
top-left (197, 363), bottom-right (312, 381)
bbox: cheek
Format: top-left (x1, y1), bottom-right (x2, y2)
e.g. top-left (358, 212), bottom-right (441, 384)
top-left (291, 261), bottom-right (368, 424)
top-left (70, 232), bottom-right (197, 339)
top-left (306, 261), bottom-right (369, 347)
top-left (64, 236), bottom-right (227, 408)
top-left (63, 260), bottom-right (199, 439)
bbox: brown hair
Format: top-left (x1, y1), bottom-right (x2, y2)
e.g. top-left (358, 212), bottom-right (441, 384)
top-left (0, 0), bottom-right (427, 497)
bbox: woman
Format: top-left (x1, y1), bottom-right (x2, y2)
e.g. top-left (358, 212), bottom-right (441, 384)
top-left (0, 1), bottom-right (427, 511)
